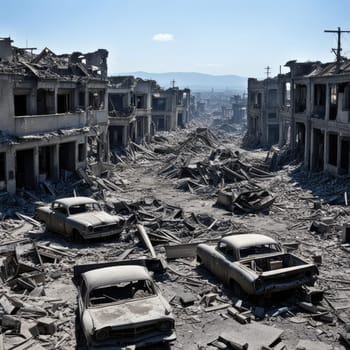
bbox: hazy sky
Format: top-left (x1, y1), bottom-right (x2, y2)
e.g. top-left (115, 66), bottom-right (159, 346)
top-left (2, 0), bottom-right (350, 78)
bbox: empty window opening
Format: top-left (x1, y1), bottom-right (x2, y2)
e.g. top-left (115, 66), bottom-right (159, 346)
top-left (267, 89), bottom-right (277, 107)
top-left (136, 95), bottom-right (146, 109)
top-left (313, 84), bottom-right (326, 118)
top-left (59, 142), bottom-right (76, 172)
top-left (57, 93), bottom-right (71, 113)
top-left (153, 116), bottom-right (165, 131)
top-left (152, 98), bottom-right (166, 111)
top-left (268, 113), bottom-right (276, 119)
top-left (14, 94), bottom-right (28, 116)
top-left (0, 153), bottom-right (5, 182)
top-left (296, 122), bottom-right (305, 159)
top-left (177, 113), bottom-right (184, 128)
top-left (340, 139), bottom-right (350, 175)
top-left (283, 82), bottom-right (291, 106)
top-left (78, 92), bottom-right (85, 109)
top-left (16, 149), bottom-right (35, 189)
top-left (343, 84), bottom-right (350, 111)
top-left (37, 89), bottom-right (55, 115)
top-left (328, 133), bottom-right (338, 166)
top-left (329, 84), bottom-right (338, 120)
top-left (89, 91), bottom-right (105, 110)
top-left (295, 84), bottom-right (307, 113)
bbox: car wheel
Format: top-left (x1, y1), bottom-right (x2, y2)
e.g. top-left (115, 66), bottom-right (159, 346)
top-left (230, 279), bottom-right (245, 299)
top-left (72, 229), bottom-right (83, 243)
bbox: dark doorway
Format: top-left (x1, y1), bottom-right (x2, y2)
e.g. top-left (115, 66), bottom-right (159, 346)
top-left (109, 126), bottom-right (124, 147)
top-left (39, 145), bottom-right (55, 180)
top-left (268, 125), bottom-right (279, 145)
top-left (312, 129), bottom-right (324, 172)
top-left (59, 142), bottom-right (75, 172)
top-left (14, 95), bottom-right (28, 116)
top-left (340, 139), bottom-right (350, 175)
top-left (16, 149), bottom-right (35, 189)
top-left (0, 152), bottom-right (5, 182)
top-left (177, 113), bottom-right (184, 128)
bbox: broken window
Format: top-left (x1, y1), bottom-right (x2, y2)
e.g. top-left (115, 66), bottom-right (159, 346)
top-left (14, 94), bottom-right (28, 116)
top-left (328, 133), bottom-right (338, 166)
top-left (57, 92), bottom-right (71, 113)
top-left (152, 97), bottom-right (166, 111)
top-left (343, 85), bottom-right (350, 111)
top-left (136, 95), bottom-right (146, 109)
top-left (0, 152), bottom-right (5, 182)
top-left (88, 279), bottom-right (156, 306)
top-left (78, 92), bottom-right (85, 109)
top-left (329, 84), bottom-right (338, 120)
top-left (37, 89), bottom-right (55, 115)
top-left (108, 94), bottom-right (125, 111)
top-left (240, 244), bottom-right (281, 259)
top-left (78, 143), bottom-right (85, 162)
top-left (89, 91), bottom-right (105, 110)
top-left (283, 82), bottom-right (291, 106)
top-left (295, 84), bottom-right (307, 113)
top-left (313, 84), bottom-right (326, 118)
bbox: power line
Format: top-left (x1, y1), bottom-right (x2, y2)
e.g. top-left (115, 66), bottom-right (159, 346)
top-left (324, 27), bottom-right (350, 72)
top-left (265, 66), bottom-right (271, 78)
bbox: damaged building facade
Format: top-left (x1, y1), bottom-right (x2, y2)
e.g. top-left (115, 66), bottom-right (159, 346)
top-left (108, 76), bottom-right (155, 148)
top-left (247, 59), bottom-right (350, 176)
top-left (152, 87), bottom-right (191, 131)
top-left (0, 37), bottom-right (109, 194)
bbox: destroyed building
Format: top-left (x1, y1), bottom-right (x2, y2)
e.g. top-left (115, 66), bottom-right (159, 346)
top-left (108, 76), bottom-right (155, 147)
top-left (152, 87), bottom-right (191, 131)
top-left (247, 58), bottom-right (350, 176)
top-left (0, 37), bottom-right (110, 194)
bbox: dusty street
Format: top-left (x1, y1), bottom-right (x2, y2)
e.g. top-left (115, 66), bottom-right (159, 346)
top-left (1, 121), bottom-right (350, 350)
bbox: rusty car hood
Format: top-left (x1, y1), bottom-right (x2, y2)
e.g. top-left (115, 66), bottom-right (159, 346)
top-left (70, 212), bottom-right (120, 226)
top-left (87, 296), bottom-right (171, 331)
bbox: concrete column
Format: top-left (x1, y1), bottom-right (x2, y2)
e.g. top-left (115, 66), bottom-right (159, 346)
top-left (122, 126), bottom-right (128, 147)
top-left (54, 84), bottom-right (58, 113)
top-left (323, 130), bottom-right (328, 170)
top-left (30, 88), bottom-right (37, 115)
top-left (304, 120), bottom-right (310, 170)
top-left (325, 83), bottom-right (330, 120)
top-left (310, 127), bottom-right (314, 171)
top-left (52, 144), bottom-right (59, 181)
top-left (337, 134), bottom-right (342, 174)
top-left (6, 147), bottom-right (16, 194)
top-left (33, 146), bottom-right (39, 188)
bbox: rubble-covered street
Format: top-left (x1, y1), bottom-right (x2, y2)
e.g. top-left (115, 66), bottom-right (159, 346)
top-left (1, 121), bottom-right (350, 350)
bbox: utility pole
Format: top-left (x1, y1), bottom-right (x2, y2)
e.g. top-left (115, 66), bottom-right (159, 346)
top-left (171, 79), bottom-right (176, 88)
top-left (324, 27), bottom-right (350, 72)
top-left (265, 66), bottom-right (271, 78)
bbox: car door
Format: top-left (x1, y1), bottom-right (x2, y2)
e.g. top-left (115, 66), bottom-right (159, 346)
top-left (214, 242), bottom-right (235, 283)
top-left (50, 203), bottom-right (68, 235)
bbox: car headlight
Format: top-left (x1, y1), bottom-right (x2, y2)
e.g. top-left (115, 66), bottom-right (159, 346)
top-left (158, 320), bottom-right (173, 332)
top-left (95, 328), bottom-right (110, 341)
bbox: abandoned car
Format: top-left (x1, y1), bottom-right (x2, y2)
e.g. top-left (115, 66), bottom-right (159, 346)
top-left (197, 233), bottom-right (318, 296)
top-left (35, 196), bottom-right (124, 240)
top-left (78, 265), bottom-right (176, 348)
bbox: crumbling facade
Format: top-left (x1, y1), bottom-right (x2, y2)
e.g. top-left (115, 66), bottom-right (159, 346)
top-left (0, 37), bottom-right (109, 194)
top-left (108, 76), bottom-right (155, 148)
top-left (152, 87), bottom-right (191, 131)
top-left (247, 58), bottom-right (350, 175)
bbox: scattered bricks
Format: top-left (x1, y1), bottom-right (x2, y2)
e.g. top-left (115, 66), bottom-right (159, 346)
top-left (205, 303), bottom-right (231, 312)
top-left (1, 314), bottom-right (21, 332)
top-left (20, 319), bottom-right (39, 338)
top-left (0, 294), bottom-right (16, 314)
top-left (227, 307), bottom-right (251, 324)
top-left (179, 292), bottom-right (196, 307)
top-left (218, 334), bottom-right (248, 350)
top-left (37, 317), bottom-right (57, 335)
top-left (312, 255), bottom-right (322, 265)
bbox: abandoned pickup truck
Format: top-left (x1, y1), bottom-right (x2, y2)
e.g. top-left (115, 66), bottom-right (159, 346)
top-left (35, 196), bottom-right (124, 240)
top-left (78, 265), bottom-right (176, 349)
top-left (197, 234), bottom-right (318, 296)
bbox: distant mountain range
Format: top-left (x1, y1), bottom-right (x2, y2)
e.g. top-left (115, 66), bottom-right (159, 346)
top-left (113, 71), bottom-right (247, 92)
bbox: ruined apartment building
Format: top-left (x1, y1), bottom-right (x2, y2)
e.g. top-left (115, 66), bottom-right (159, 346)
top-left (247, 59), bottom-right (350, 176)
top-left (108, 76), bottom-right (155, 148)
top-left (247, 74), bottom-right (290, 147)
top-left (152, 87), bottom-right (191, 131)
top-left (0, 37), bottom-right (109, 194)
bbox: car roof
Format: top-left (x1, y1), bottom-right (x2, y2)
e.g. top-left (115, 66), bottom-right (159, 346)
top-left (54, 196), bottom-right (98, 207)
top-left (82, 265), bottom-right (152, 291)
top-left (221, 234), bottom-right (277, 249)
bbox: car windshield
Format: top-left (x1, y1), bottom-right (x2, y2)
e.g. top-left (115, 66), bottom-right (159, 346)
top-left (88, 279), bottom-right (156, 307)
top-left (69, 202), bottom-right (101, 215)
top-left (240, 243), bottom-right (281, 259)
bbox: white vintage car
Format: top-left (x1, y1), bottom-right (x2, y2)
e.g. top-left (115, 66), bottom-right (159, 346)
top-left (78, 265), bottom-right (176, 349)
top-left (197, 234), bottom-right (318, 296)
top-left (35, 196), bottom-right (124, 241)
